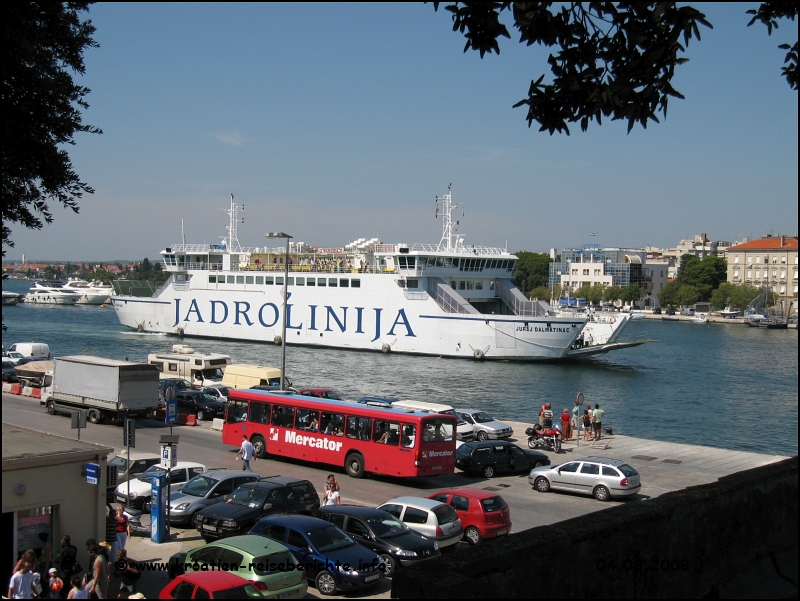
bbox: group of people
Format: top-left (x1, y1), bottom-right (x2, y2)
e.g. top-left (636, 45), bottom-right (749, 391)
top-left (539, 400), bottom-right (606, 442)
top-left (323, 474), bottom-right (341, 506)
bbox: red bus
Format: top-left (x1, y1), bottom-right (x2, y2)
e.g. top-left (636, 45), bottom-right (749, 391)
top-left (222, 389), bottom-right (457, 478)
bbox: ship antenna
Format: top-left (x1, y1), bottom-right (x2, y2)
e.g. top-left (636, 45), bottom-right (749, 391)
top-left (435, 184), bottom-right (460, 251)
top-left (220, 194), bottom-right (244, 251)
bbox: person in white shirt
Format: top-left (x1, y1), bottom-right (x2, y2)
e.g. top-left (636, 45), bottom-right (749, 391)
top-left (235, 435), bottom-right (257, 471)
top-left (8, 562), bottom-right (35, 599)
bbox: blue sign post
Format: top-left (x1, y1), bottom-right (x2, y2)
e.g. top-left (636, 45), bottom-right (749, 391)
top-left (85, 463), bottom-right (100, 485)
top-left (166, 399), bottom-right (178, 425)
top-left (150, 473), bottom-right (167, 543)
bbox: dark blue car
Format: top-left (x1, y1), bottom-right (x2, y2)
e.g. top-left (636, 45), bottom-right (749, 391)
top-left (250, 514), bottom-right (384, 596)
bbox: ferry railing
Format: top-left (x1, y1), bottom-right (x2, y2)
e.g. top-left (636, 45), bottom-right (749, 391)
top-left (428, 278), bottom-right (480, 314)
top-left (494, 279), bottom-right (547, 317)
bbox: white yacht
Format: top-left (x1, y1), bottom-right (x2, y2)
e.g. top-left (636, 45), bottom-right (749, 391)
top-left (62, 279), bottom-right (112, 304)
top-left (25, 283), bottom-right (80, 305)
top-left (111, 189), bottom-right (642, 361)
top-left (2, 291), bottom-right (22, 306)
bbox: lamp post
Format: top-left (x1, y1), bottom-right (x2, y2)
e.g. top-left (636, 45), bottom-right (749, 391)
top-left (266, 232), bottom-right (292, 390)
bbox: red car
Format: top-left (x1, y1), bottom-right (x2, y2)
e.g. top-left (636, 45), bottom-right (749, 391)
top-left (160, 571), bottom-right (264, 599)
top-left (427, 488), bottom-right (511, 545)
top-left (298, 388), bottom-right (344, 400)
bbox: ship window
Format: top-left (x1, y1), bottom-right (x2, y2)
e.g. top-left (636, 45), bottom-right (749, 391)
top-left (475, 281), bottom-right (483, 290)
top-left (296, 277), bottom-right (305, 286)
top-left (340, 279), bottom-right (349, 287)
top-left (236, 276), bottom-right (244, 284)
top-left (398, 256), bottom-right (407, 267)
top-left (406, 257), bottom-right (415, 268)
top-left (459, 281), bottom-right (466, 290)
top-left (351, 279), bottom-right (360, 288)
top-left (246, 276), bottom-right (254, 284)
top-left (507, 261), bottom-right (514, 272)
top-left (453, 258), bottom-right (460, 268)
top-left (208, 275), bottom-right (216, 283)
top-left (450, 281), bottom-right (456, 289)
top-left (256, 276), bottom-right (264, 285)
top-left (265, 276), bottom-right (274, 285)
top-left (488, 260), bottom-right (495, 269)
top-left (407, 280), bottom-right (419, 289)
top-left (288, 277), bottom-right (294, 285)
top-left (227, 276), bottom-right (235, 284)
top-left (328, 278), bottom-right (337, 287)
top-left (466, 281), bottom-right (474, 290)
top-left (317, 278), bottom-right (326, 287)
top-left (459, 259), bottom-right (464, 272)
top-left (435, 257), bottom-right (445, 267)
top-left (276, 276), bottom-right (284, 285)
top-left (307, 278), bottom-right (315, 287)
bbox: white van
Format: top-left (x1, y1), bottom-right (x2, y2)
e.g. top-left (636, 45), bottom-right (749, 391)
top-left (392, 400), bottom-right (474, 441)
top-left (7, 342), bottom-right (50, 359)
top-left (221, 364), bottom-right (286, 389)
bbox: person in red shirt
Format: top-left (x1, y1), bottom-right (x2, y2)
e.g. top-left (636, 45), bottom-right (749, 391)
top-left (561, 408), bottom-right (572, 440)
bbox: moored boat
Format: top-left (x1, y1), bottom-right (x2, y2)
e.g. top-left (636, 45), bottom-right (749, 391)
top-left (62, 279), bottom-right (112, 304)
top-left (25, 283), bottom-right (80, 305)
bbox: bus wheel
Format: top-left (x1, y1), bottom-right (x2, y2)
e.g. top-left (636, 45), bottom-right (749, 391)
top-left (345, 453), bottom-right (365, 478)
top-left (252, 435), bottom-right (267, 459)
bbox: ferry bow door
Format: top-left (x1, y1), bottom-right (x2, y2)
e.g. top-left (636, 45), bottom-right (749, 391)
top-left (495, 322), bottom-right (516, 350)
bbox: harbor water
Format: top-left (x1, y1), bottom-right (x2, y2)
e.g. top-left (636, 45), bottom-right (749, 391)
top-left (3, 279), bottom-right (797, 456)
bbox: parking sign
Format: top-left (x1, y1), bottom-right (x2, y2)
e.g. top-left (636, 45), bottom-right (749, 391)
top-left (165, 399), bottom-right (178, 424)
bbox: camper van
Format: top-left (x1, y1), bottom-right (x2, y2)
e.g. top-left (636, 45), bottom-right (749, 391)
top-left (147, 345), bottom-right (231, 386)
top-left (220, 364), bottom-right (286, 389)
top-left (392, 399), bottom-right (474, 441)
top-left (7, 342), bottom-right (51, 360)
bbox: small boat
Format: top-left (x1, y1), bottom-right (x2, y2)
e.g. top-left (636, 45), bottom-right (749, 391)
top-left (690, 313), bottom-right (709, 324)
top-left (717, 307), bottom-right (740, 319)
top-left (24, 283), bottom-right (80, 305)
top-left (629, 313), bottom-right (646, 320)
top-left (2, 291), bottom-right (22, 306)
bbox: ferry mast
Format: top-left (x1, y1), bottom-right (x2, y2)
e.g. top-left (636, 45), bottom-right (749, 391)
top-left (435, 184), bottom-right (465, 251)
top-left (221, 194), bottom-right (244, 252)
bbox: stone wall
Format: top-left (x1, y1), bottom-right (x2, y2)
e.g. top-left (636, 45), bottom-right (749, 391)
top-left (391, 457), bottom-right (798, 599)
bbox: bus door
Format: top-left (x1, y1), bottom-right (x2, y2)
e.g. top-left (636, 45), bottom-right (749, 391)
top-left (370, 419), bottom-right (405, 476)
top-left (418, 417), bottom-right (457, 475)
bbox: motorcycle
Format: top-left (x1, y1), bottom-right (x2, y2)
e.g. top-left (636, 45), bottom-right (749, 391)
top-left (122, 506), bottom-right (150, 537)
top-left (525, 424), bottom-right (562, 453)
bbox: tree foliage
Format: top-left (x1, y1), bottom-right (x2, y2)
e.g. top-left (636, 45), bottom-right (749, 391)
top-left (710, 282), bottom-right (764, 311)
top-left (679, 255), bottom-right (727, 300)
top-left (435, 2), bottom-right (797, 134)
top-left (2, 2), bottom-right (101, 256)
top-left (512, 251), bottom-right (551, 293)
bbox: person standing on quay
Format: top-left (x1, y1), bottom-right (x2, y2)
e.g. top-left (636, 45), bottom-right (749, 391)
top-left (592, 404), bottom-right (605, 441)
top-left (582, 410), bottom-right (593, 442)
top-left (560, 408), bottom-right (571, 440)
top-left (235, 435), bottom-right (256, 471)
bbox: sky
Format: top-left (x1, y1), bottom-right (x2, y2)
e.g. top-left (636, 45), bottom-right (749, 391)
top-left (5, 2), bottom-right (798, 262)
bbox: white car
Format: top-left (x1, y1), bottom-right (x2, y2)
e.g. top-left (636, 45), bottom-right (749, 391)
top-left (202, 385), bottom-right (230, 403)
top-left (456, 409), bottom-right (514, 441)
top-left (115, 461), bottom-right (207, 512)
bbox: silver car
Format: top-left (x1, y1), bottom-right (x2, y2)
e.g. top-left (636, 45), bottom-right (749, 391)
top-left (168, 470), bottom-right (259, 526)
top-left (457, 409), bottom-right (514, 441)
top-left (528, 457), bottom-right (641, 501)
top-left (378, 497), bottom-right (463, 548)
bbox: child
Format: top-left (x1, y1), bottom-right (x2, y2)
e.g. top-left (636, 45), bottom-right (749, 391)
top-left (68, 575), bottom-right (88, 599)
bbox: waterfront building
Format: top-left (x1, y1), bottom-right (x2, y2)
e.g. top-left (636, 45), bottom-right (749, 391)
top-left (548, 246), bottom-right (670, 307)
top-left (726, 235), bottom-right (798, 309)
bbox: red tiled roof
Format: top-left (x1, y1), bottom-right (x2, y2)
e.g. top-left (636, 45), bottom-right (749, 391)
top-left (728, 237), bottom-right (798, 251)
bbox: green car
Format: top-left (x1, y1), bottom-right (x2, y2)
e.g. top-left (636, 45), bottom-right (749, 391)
top-left (168, 534), bottom-right (308, 599)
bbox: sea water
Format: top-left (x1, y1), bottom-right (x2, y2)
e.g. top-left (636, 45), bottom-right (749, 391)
top-left (3, 279), bottom-right (797, 455)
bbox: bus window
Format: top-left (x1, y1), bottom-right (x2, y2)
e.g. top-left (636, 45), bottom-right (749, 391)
top-left (401, 425), bottom-right (416, 448)
top-left (422, 418), bottom-right (454, 442)
top-left (272, 406), bottom-right (295, 428)
top-left (297, 409), bottom-right (319, 431)
top-left (321, 412), bottom-right (344, 436)
top-left (249, 401), bottom-right (270, 425)
top-left (347, 416), bottom-right (371, 441)
top-left (374, 420), bottom-right (400, 446)
top-left (227, 400), bottom-right (248, 424)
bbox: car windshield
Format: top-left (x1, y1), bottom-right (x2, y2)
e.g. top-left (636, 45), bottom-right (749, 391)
top-left (138, 465), bottom-right (167, 481)
top-left (480, 496), bottom-right (508, 512)
top-left (189, 393), bottom-right (217, 403)
top-left (307, 525), bottom-right (356, 552)
top-left (227, 487), bottom-right (268, 508)
top-left (432, 504), bottom-right (459, 525)
top-left (108, 456), bottom-right (130, 469)
top-left (215, 386), bottom-right (230, 396)
top-left (618, 464), bottom-right (639, 477)
top-left (321, 391), bottom-right (342, 400)
top-left (180, 475), bottom-right (219, 497)
top-left (214, 584), bottom-right (265, 599)
top-left (366, 515), bottom-right (407, 538)
top-left (471, 412), bottom-right (495, 424)
top-left (442, 409), bottom-right (467, 425)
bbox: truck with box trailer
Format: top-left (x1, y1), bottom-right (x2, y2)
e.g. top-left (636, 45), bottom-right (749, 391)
top-left (41, 356), bottom-right (160, 424)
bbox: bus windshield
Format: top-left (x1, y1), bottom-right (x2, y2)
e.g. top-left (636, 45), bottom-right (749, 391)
top-left (421, 417), bottom-right (454, 443)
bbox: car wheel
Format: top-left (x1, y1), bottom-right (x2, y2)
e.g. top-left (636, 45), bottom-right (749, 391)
top-left (46, 400), bottom-right (56, 415)
top-left (197, 410), bottom-right (205, 421)
top-left (477, 431), bottom-right (488, 441)
top-left (464, 527), bottom-right (483, 546)
top-left (534, 476), bottom-right (550, 493)
top-left (142, 499), bottom-right (151, 513)
top-left (593, 485), bottom-right (610, 502)
top-left (345, 453), bottom-right (365, 478)
top-left (483, 465), bottom-right (495, 478)
top-left (87, 409), bottom-right (101, 424)
top-left (532, 460), bottom-right (544, 468)
top-left (379, 554), bottom-right (396, 577)
top-left (315, 570), bottom-right (338, 595)
top-left (252, 435), bottom-right (267, 458)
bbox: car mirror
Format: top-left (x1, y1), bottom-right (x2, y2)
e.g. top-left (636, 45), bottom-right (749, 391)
top-left (262, 502), bottom-right (273, 510)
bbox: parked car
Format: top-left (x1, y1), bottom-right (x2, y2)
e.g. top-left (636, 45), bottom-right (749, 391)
top-left (115, 462), bottom-right (207, 511)
top-left (176, 389), bottom-right (226, 421)
top-left (299, 388), bottom-right (344, 400)
top-left (529, 457), bottom-right (642, 501)
top-left (159, 570), bottom-right (265, 598)
top-left (165, 534), bottom-right (308, 598)
top-left (107, 452), bottom-right (161, 483)
top-left (3, 351), bottom-right (26, 365)
top-left (427, 488), bottom-right (512, 545)
top-left (196, 476), bottom-right (319, 540)
top-left (250, 514), bottom-right (384, 596)
top-left (377, 497), bottom-right (463, 549)
top-left (6, 342), bottom-right (50, 359)
top-left (2, 360), bottom-right (17, 382)
top-left (316, 506), bottom-right (440, 576)
top-left (455, 440), bottom-right (549, 478)
top-left (168, 470), bottom-right (259, 526)
top-left (159, 378), bottom-right (194, 405)
top-left (665, 307), bottom-right (676, 315)
top-left (456, 409), bottom-right (514, 440)
top-left (652, 307), bottom-right (662, 315)
top-left (202, 385), bottom-right (231, 403)
top-left (680, 307), bottom-right (695, 316)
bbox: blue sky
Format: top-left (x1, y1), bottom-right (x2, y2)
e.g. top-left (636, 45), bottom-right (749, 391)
top-left (6, 2), bottom-right (798, 262)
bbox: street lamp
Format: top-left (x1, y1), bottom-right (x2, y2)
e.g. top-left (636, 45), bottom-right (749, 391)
top-left (266, 231), bottom-right (293, 391)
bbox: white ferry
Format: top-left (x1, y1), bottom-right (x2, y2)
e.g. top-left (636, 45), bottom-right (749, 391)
top-left (112, 189), bottom-right (642, 360)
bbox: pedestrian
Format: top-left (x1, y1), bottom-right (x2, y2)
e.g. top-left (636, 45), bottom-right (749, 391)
top-left (582, 410), bottom-right (593, 442)
top-left (8, 561), bottom-right (36, 599)
top-left (112, 506), bottom-right (131, 560)
top-left (542, 403), bottom-right (554, 429)
top-left (592, 403), bottom-right (605, 440)
top-left (234, 435), bottom-right (256, 471)
top-left (324, 476), bottom-right (341, 506)
top-left (86, 545), bottom-right (110, 599)
top-left (48, 568), bottom-right (64, 599)
top-left (54, 535), bottom-right (79, 593)
top-left (103, 514), bottom-right (117, 566)
top-left (571, 400), bottom-right (580, 437)
top-left (538, 402), bottom-right (548, 427)
top-left (67, 575), bottom-right (88, 600)
top-left (13, 549), bottom-right (39, 576)
top-left (115, 549), bottom-right (140, 599)
top-left (560, 408), bottom-right (571, 440)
